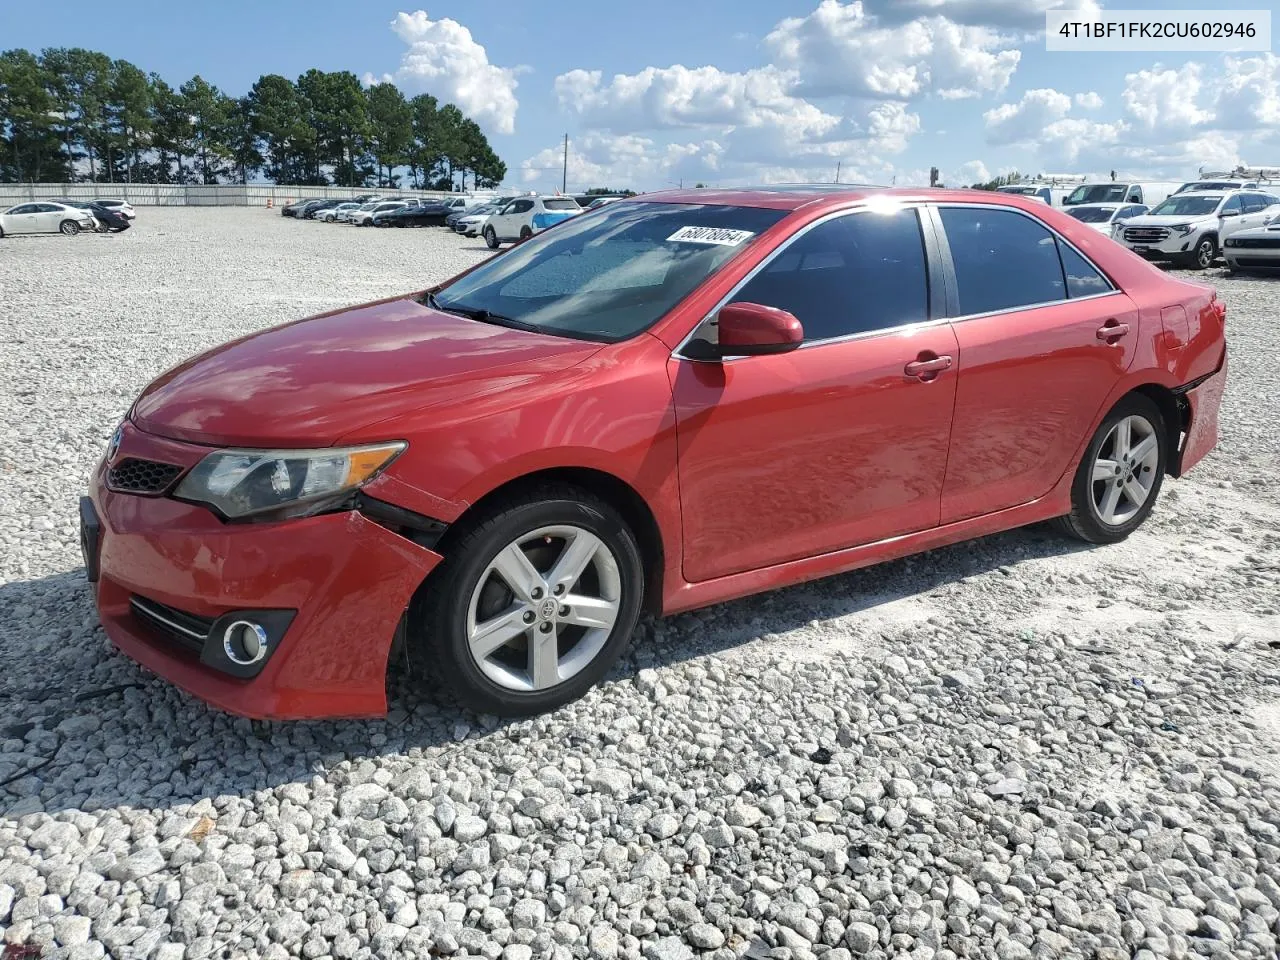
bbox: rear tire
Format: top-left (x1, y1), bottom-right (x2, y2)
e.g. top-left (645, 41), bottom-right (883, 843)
top-left (60, 220), bottom-right (80, 236)
top-left (1053, 394), bottom-right (1167, 545)
top-left (519, 225), bottom-right (533, 241)
top-left (484, 226), bottom-right (500, 250)
top-left (410, 486), bottom-right (644, 717)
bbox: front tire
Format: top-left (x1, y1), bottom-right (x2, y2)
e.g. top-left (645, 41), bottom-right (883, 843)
top-left (411, 487), bottom-right (644, 716)
top-left (484, 226), bottom-right (500, 250)
top-left (1054, 394), bottom-right (1166, 544)
top-left (1187, 235), bottom-right (1217, 270)
top-left (60, 220), bottom-right (80, 236)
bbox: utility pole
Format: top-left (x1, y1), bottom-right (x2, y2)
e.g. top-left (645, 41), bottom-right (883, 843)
top-left (562, 134), bottom-right (568, 193)
top-left (835, 161), bottom-right (841, 183)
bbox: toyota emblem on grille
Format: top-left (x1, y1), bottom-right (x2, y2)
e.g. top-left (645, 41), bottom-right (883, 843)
top-left (107, 425), bottom-right (123, 463)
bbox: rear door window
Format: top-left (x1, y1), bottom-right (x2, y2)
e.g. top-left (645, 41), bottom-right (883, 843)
top-left (939, 206), bottom-right (1112, 314)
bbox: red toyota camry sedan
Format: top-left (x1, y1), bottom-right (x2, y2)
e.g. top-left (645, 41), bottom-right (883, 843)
top-left (81, 185), bottom-right (1228, 720)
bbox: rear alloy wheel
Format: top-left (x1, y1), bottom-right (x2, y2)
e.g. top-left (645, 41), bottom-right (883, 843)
top-left (1054, 394), bottom-right (1166, 544)
top-left (59, 220), bottom-right (80, 236)
top-left (519, 225), bottom-right (533, 241)
top-left (1189, 235), bottom-right (1217, 270)
top-left (412, 488), bottom-right (644, 716)
top-left (484, 226), bottom-right (500, 250)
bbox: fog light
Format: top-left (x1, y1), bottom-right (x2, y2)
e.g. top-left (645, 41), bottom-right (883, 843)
top-left (223, 620), bottom-right (270, 666)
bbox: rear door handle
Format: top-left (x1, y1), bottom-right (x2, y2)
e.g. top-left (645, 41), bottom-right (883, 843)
top-left (904, 355), bottom-right (953, 380)
top-left (1096, 320), bottom-right (1130, 342)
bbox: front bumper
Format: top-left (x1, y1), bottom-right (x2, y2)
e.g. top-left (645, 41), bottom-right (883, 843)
top-left (83, 423), bottom-right (442, 720)
top-left (1120, 236), bottom-right (1195, 259)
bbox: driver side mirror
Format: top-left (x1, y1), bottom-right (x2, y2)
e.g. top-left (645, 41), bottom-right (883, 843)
top-left (1220, 210), bottom-right (1240, 218)
top-left (704, 302), bottom-right (804, 358)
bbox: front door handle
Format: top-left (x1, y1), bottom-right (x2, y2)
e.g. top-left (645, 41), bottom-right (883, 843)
top-left (904, 354), bottom-right (953, 381)
top-left (1096, 319), bottom-right (1130, 343)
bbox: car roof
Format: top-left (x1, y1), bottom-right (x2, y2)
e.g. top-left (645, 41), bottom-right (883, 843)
top-left (626, 184), bottom-right (1085, 212)
top-left (1068, 202), bottom-right (1128, 209)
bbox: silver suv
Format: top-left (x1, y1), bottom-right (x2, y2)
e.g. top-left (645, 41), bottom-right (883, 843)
top-left (1115, 190), bottom-right (1280, 269)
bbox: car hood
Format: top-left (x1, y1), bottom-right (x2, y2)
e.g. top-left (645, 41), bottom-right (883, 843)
top-left (1122, 213), bottom-right (1215, 226)
top-left (131, 296), bottom-right (602, 447)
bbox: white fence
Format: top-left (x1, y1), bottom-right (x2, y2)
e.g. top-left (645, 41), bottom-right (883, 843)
top-left (0, 183), bottom-right (461, 207)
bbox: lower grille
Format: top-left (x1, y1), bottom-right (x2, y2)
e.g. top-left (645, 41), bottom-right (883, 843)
top-left (1232, 237), bottom-right (1280, 249)
top-left (1235, 257), bottom-right (1280, 267)
top-left (107, 458), bottom-right (183, 495)
top-left (130, 595), bottom-right (213, 655)
top-left (1124, 227), bottom-right (1170, 243)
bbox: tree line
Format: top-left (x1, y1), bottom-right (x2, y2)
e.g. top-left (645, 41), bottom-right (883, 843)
top-left (0, 48), bottom-right (507, 189)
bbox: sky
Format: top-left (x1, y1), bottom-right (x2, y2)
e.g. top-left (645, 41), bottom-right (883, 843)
top-left (3, 0), bottom-right (1279, 192)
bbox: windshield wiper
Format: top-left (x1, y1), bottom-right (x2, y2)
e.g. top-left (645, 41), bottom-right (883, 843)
top-left (427, 295), bottom-right (543, 333)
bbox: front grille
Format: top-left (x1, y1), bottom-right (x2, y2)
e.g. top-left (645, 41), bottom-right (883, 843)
top-left (130, 595), bottom-right (213, 655)
top-left (107, 458), bottom-right (183, 495)
top-left (1231, 236), bottom-right (1280, 249)
top-left (1124, 227), bottom-right (1170, 243)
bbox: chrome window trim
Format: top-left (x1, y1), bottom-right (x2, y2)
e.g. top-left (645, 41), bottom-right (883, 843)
top-left (932, 201), bottom-right (1118, 299)
top-left (672, 200), bottom-right (1124, 363)
top-left (672, 202), bottom-right (937, 362)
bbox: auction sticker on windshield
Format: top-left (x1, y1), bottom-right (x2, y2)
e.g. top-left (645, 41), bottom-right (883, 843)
top-left (666, 226), bottom-right (755, 246)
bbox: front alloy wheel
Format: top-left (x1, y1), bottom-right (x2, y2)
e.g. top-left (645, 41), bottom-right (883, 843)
top-left (1191, 236), bottom-right (1216, 270)
top-left (484, 226), bottom-right (500, 250)
top-left (412, 487), bottom-right (644, 716)
top-left (467, 526), bottom-right (621, 692)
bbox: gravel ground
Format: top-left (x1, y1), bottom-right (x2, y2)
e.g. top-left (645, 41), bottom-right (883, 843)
top-left (0, 207), bottom-right (1278, 960)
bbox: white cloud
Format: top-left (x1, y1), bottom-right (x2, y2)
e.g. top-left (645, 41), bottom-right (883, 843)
top-left (380, 10), bottom-right (520, 135)
top-left (520, 133), bottom-right (725, 190)
top-left (984, 88), bottom-right (1073, 145)
top-left (554, 64), bottom-right (839, 141)
top-left (1121, 64), bottom-right (1213, 133)
top-left (766, 0), bottom-right (1021, 100)
top-left (1214, 53), bottom-right (1280, 131)
top-left (1074, 91), bottom-right (1103, 109)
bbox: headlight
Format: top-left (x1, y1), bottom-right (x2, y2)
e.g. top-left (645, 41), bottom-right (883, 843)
top-left (174, 442), bottom-right (405, 520)
top-left (1224, 238), bottom-right (1237, 247)
top-left (1170, 223), bottom-right (1192, 235)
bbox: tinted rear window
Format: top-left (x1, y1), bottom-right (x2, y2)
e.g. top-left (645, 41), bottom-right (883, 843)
top-left (544, 199), bottom-right (580, 211)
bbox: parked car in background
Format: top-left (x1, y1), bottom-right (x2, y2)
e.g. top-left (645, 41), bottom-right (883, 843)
top-left (583, 196), bottom-right (625, 211)
top-left (452, 201), bottom-right (509, 236)
top-left (317, 202), bottom-right (360, 223)
top-left (59, 200), bottom-right (132, 233)
top-left (994, 183), bottom-right (1080, 206)
top-left (351, 200), bottom-right (407, 226)
top-left (82, 185), bottom-right (1228, 720)
top-left (1063, 181), bottom-right (1179, 208)
top-left (336, 201), bottom-right (377, 223)
top-left (302, 199), bottom-right (345, 219)
top-left (483, 195), bottom-right (582, 248)
top-left (379, 203), bottom-right (453, 227)
top-left (281, 198), bottom-right (320, 217)
top-left (93, 198), bottom-right (137, 220)
top-left (1065, 202), bottom-right (1148, 237)
top-left (0, 201), bottom-right (97, 236)
top-left (1223, 213), bottom-right (1280, 274)
top-left (1115, 190), bottom-right (1280, 268)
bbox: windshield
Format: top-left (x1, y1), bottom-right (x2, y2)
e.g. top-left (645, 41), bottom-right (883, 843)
top-left (1149, 195), bottom-right (1223, 217)
top-left (1066, 184), bottom-right (1128, 204)
top-left (434, 202), bottom-right (787, 342)
top-left (998, 186), bottom-right (1039, 195)
top-left (1067, 206), bottom-right (1117, 223)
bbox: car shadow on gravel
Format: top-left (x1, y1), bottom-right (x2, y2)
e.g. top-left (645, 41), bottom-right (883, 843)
top-left (0, 523), bottom-right (1089, 817)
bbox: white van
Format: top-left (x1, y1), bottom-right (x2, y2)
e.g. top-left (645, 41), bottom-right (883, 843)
top-left (995, 183), bottom-right (1076, 206)
top-left (1062, 181), bottom-right (1180, 208)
